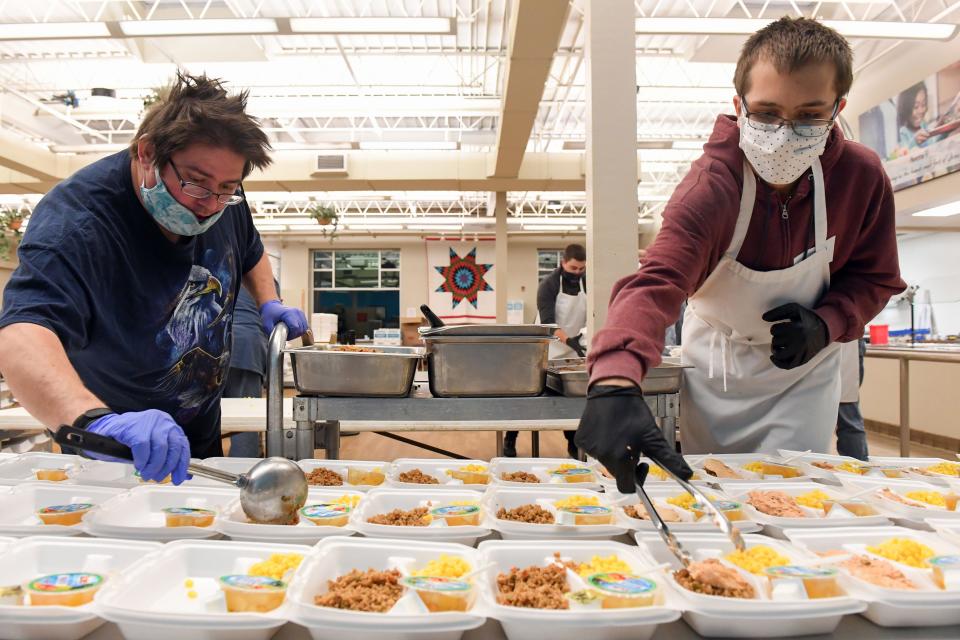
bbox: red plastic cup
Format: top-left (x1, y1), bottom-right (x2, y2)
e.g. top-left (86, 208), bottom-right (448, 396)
top-left (869, 324), bottom-right (889, 345)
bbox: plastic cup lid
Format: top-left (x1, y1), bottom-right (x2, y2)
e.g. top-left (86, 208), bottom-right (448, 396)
top-left (558, 505), bottom-right (611, 515)
top-left (586, 572), bottom-right (657, 595)
top-left (430, 505), bottom-right (480, 517)
top-left (300, 503), bottom-right (351, 518)
top-left (764, 565), bottom-right (838, 579)
top-left (929, 555), bottom-right (960, 569)
top-left (27, 572), bottom-right (104, 593)
top-left (400, 576), bottom-right (471, 593)
top-left (161, 507), bottom-right (215, 516)
top-left (37, 503), bottom-right (93, 514)
top-left (219, 575), bottom-right (286, 591)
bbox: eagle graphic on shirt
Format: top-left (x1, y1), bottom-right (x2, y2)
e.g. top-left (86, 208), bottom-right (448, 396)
top-left (156, 257), bottom-right (235, 425)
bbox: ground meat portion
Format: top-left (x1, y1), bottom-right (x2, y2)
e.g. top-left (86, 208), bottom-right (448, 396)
top-left (398, 469), bottom-right (440, 484)
top-left (674, 559), bottom-right (756, 599)
top-left (624, 503), bottom-right (682, 522)
top-left (501, 471), bottom-right (540, 483)
top-left (812, 461), bottom-right (837, 471)
top-left (314, 568), bottom-right (403, 612)
top-left (306, 467), bottom-right (344, 486)
top-left (746, 490), bottom-right (806, 518)
top-left (496, 564), bottom-right (569, 609)
top-left (367, 507), bottom-right (430, 526)
top-left (497, 504), bottom-right (555, 524)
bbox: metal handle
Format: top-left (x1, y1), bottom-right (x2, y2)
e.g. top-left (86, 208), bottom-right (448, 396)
top-left (652, 457), bottom-right (747, 553)
top-left (635, 468), bottom-right (692, 568)
top-left (186, 462), bottom-right (242, 487)
top-left (54, 425), bottom-right (133, 460)
top-left (266, 322), bottom-right (288, 457)
top-left (420, 304), bottom-right (444, 329)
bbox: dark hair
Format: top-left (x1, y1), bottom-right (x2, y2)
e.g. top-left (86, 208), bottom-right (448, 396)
top-left (896, 82), bottom-right (928, 133)
top-left (563, 244), bottom-right (586, 262)
top-left (129, 71), bottom-right (272, 178)
top-left (734, 17), bottom-right (853, 101)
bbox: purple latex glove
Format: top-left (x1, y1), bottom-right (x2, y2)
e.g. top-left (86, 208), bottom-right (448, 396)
top-left (260, 299), bottom-right (309, 339)
top-left (86, 410), bottom-right (191, 484)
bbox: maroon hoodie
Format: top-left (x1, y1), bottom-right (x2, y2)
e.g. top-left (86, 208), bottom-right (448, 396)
top-left (589, 114), bottom-right (906, 386)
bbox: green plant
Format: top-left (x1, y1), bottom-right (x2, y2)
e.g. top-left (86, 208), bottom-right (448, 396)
top-left (307, 204), bottom-right (340, 239)
top-left (0, 211), bottom-right (25, 261)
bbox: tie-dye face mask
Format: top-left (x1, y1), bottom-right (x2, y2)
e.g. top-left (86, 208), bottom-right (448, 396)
top-left (140, 165), bottom-right (226, 236)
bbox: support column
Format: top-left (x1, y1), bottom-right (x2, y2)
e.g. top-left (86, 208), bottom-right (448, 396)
top-left (492, 191), bottom-right (509, 323)
top-left (584, 1), bottom-right (639, 338)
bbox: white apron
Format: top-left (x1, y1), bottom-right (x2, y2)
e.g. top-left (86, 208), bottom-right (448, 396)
top-left (839, 339), bottom-right (860, 403)
top-left (679, 158), bottom-right (842, 455)
top-left (538, 276), bottom-right (587, 360)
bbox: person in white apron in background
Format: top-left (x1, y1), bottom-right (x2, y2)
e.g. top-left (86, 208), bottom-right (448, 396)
top-left (503, 244), bottom-right (587, 458)
top-left (573, 17), bottom-right (906, 493)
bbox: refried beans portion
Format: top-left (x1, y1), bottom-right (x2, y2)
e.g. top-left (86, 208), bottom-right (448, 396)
top-left (367, 507), bottom-right (430, 526)
top-left (306, 467), bottom-right (344, 486)
top-left (314, 569), bottom-right (403, 612)
top-left (397, 469), bottom-right (440, 484)
top-left (501, 471), bottom-right (540, 483)
top-left (673, 559), bottom-right (756, 599)
top-left (496, 563), bottom-right (569, 609)
top-left (496, 504), bottom-right (555, 524)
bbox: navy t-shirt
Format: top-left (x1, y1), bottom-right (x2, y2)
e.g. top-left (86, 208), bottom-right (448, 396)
top-left (0, 151), bottom-right (264, 456)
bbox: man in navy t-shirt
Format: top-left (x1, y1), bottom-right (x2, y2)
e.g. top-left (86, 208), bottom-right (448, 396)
top-left (0, 73), bottom-right (308, 484)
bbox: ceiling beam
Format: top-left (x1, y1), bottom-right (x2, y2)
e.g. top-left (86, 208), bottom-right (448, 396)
top-left (490, 0), bottom-right (570, 178)
top-left (0, 128), bottom-right (61, 184)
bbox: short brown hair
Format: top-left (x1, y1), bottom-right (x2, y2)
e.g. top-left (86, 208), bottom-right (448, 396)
top-left (563, 243), bottom-right (586, 262)
top-left (734, 17), bottom-right (853, 100)
top-left (130, 71), bottom-right (272, 178)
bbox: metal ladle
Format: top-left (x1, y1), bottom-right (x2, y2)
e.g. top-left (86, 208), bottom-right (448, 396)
top-left (54, 425), bottom-right (308, 524)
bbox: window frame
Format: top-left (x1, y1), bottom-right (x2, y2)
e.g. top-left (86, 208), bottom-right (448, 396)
top-left (312, 249), bottom-right (401, 292)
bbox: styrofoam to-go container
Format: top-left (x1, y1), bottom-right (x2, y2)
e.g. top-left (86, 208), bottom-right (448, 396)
top-left (389, 458), bottom-right (491, 491)
top-left (0, 535), bottom-right (161, 640)
top-left (836, 476), bottom-right (960, 523)
top-left (0, 482), bottom-right (124, 537)
top-left (188, 457), bottom-right (263, 488)
top-left (351, 488), bottom-right (489, 546)
top-left (299, 459), bottom-right (389, 491)
top-left (67, 458), bottom-right (211, 489)
top-left (95, 539), bottom-right (311, 640)
top-left (688, 453), bottom-right (811, 484)
top-left (218, 486), bottom-right (363, 544)
top-left (483, 486), bottom-right (628, 541)
top-left (928, 518), bottom-right (960, 547)
top-left (718, 481), bottom-right (892, 532)
top-left (489, 457), bottom-right (601, 490)
top-left (607, 484), bottom-right (762, 534)
top-left (287, 537), bottom-right (485, 640)
top-left (587, 456), bottom-right (708, 490)
top-left (776, 449), bottom-right (909, 483)
top-left (0, 452), bottom-right (84, 486)
top-left (783, 526), bottom-right (960, 627)
top-left (475, 539), bottom-right (681, 640)
top-left (0, 453), bottom-right (18, 463)
top-left (82, 485), bottom-right (235, 541)
top-left (634, 531), bottom-right (865, 637)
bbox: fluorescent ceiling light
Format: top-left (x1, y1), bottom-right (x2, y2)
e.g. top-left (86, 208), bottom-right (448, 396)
top-left (358, 141), bottom-right (459, 151)
top-left (523, 225), bottom-right (582, 232)
top-left (912, 201), bottom-right (960, 217)
top-left (288, 17), bottom-right (454, 35)
top-left (0, 21), bottom-right (110, 40)
top-left (118, 18), bottom-right (278, 37)
top-left (635, 17), bottom-right (957, 41)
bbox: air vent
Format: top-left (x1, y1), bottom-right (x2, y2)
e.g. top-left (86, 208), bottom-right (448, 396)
top-left (312, 154), bottom-right (348, 176)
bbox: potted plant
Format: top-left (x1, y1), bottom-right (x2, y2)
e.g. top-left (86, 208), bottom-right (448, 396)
top-left (307, 204), bottom-right (340, 239)
top-left (0, 211), bottom-right (25, 261)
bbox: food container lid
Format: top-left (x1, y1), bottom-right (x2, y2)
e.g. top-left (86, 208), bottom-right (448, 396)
top-left (219, 575), bottom-right (286, 591)
top-left (559, 505), bottom-right (612, 515)
top-left (161, 507), bottom-right (215, 516)
top-left (37, 503), bottom-right (93, 514)
top-left (549, 468), bottom-right (594, 478)
top-left (300, 503), bottom-right (351, 518)
top-left (586, 572), bottom-right (658, 596)
top-left (929, 555), bottom-right (960, 569)
top-left (430, 505), bottom-right (480, 518)
top-left (26, 572), bottom-right (104, 593)
top-left (400, 576), bottom-right (471, 593)
top-left (764, 566), bottom-right (838, 579)
top-left (691, 500), bottom-right (741, 511)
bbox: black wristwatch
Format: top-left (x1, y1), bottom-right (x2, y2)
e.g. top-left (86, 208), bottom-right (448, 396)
top-left (71, 408), bottom-right (114, 431)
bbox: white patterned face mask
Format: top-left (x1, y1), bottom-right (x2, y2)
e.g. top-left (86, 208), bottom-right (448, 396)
top-left (738, 114), bottom-right (831, 185)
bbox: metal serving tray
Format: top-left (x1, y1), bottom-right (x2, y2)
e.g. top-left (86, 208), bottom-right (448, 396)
top-left (418, 323), bottom-right (558, 338)
top-left (546, 357), bottom-right (690, 396)
top-left (422, 335), bottom-right (553, 397)
top-left (287, 345), bottom-right (424, 397)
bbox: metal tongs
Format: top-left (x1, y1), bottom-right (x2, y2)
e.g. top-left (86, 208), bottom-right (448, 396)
top-left (635, 457), bottom-right (746, 567)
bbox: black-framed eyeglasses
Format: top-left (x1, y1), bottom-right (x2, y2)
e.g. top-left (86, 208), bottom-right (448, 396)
top-left (168, 161), bottom-right (244, 206)
top-left (740, 96), bottom-right (840, 138)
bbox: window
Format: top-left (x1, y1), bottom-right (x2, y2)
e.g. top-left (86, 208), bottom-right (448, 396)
top-left (312, 249), bottom-right (401, 340)
top-left (312, 249), bottom-right (400, 290)
top-left (537, 249), bottom-right (563, 281)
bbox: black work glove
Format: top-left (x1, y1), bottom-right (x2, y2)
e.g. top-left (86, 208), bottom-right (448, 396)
top-left (565, 336), bottom-right (586, 358)
top-left (762, 302), bottom-right (830, 370)
top-left (574, 385), bottom-right (693, 493)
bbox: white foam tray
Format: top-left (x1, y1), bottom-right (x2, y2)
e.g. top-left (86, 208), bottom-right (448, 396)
top-left (0, 453), bottom-right (84, 486)
top-left (299, 459), bottom-right (389, 492)
top-left (218, 486), bottom-right (364, 544)
top-left (489, 457), bottom-right (601, 491)
top-left (67, 458), bottom-right (212, 489)
top-left (83, 485), bottom-right (235, 541)
top-left (0, 535), bottom-right (161, 640)
top-left (783, 525), bottom-right (960, 627)
top-left (388, 458), bottom-right (490, 491)
top-left (351, 488), bottom-right (489, 546)
top-left (836, 476), bottom-right (960, 522)
top-left (0, 482), bottom-right (124, 537)
top-left (287, 536), bottom-right (485, 640)
top-left (718, 481), bottom-right (892, 531)
top-left (96, 539), bottom-right (310, 640)
top-left (482, 486), bottom-right (628, 541)
top-left (588, 456), bottom-right (710, 490)
top-left (688, 454), bottom-right (812, 484)
top-left (606, 485), bottom-right (762, 534)
top-left (476, 539), bottom-right (681, 640)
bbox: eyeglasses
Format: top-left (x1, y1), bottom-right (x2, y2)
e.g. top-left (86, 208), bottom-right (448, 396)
top-left (740, 96), bottom-right (840, 138)
top-left (168, 161), bottom-right (244, 206)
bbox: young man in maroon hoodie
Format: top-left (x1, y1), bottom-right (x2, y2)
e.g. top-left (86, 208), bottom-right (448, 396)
top-left (576, 17), bottom-right (906, 492)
